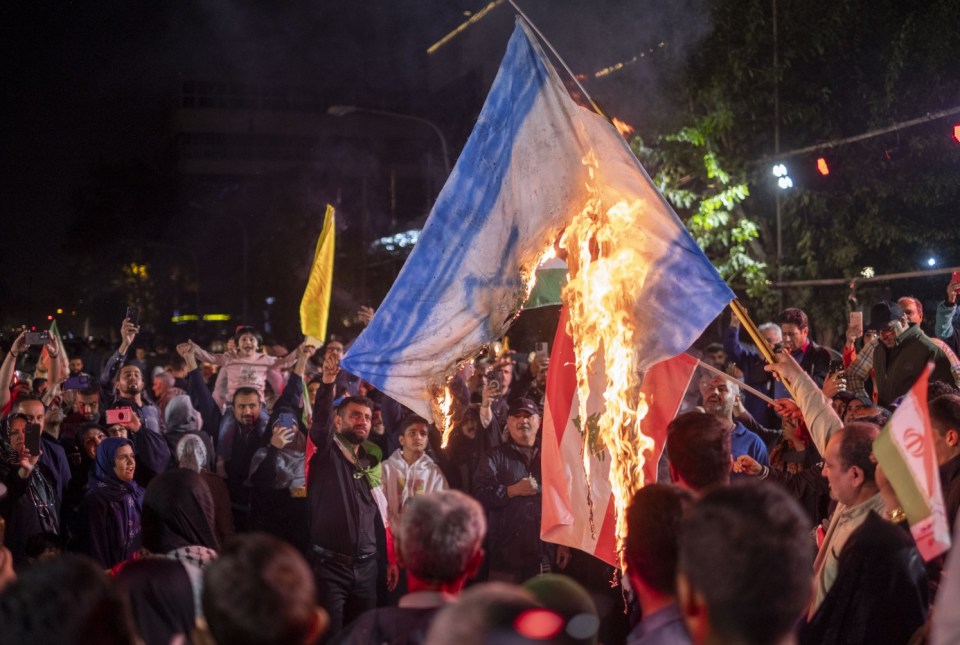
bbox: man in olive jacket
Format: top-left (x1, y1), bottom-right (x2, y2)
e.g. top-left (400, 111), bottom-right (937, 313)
top-left (866, 301), bottom-right (952, 407)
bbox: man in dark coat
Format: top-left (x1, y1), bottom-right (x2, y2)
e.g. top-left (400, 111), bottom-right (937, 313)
top-left (865, 301), bottom-right (953, 407)
top-left (307, 353), bottom-right (386, 638)
top-left (778, 307), bottom-right (832, 387)
top-left (931, 394), bottom-right (960, 527)
top-left (472, 398), bottom-right (555, 583)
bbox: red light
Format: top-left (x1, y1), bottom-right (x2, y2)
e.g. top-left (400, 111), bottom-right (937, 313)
top-left (514, 609), bottom-right (564, 640)
top-left (953, 124), bottom-right (960, 145)
top-left (31, 326), bottom-right (36, 331)
top-left (47, 315), bottom-right (54, 321)
top-left (816, 157), bottom-right (830, 176)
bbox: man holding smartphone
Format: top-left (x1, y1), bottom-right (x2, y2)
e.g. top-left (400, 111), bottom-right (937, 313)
top-left (936, 273), bottom-right (960, 355)
top-left (99, 314), bottom-right (171, 486)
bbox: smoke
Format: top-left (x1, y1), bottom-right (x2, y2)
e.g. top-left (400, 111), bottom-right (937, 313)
top-left (425, 0), bottom-right (714, 137)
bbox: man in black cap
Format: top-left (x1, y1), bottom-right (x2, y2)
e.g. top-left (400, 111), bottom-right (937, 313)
top-left (862, 300), bottom-right (951, 406)
top-left (472, 397), bottom-right (556, 583)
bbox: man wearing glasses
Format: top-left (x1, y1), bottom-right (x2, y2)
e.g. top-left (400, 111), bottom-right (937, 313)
top-left (864, 301), bottom-right (952, 407)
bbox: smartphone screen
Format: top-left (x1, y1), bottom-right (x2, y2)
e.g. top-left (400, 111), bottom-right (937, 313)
top-left (849, 311), bottom-right (863, 332)
top-left (24, 423), bottom-right (42, 455)
top-left (125, 306), bottom-right (140, 326)
top-left (25, 331), bottom-right (51, 345)
top-left (105, 407), bottom-right (133, 425)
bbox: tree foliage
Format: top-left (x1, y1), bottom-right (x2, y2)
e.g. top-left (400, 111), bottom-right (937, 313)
top-left (648, 0), bottom-right (960, 327)
top-left (632, 123), bottom-right (773, 306)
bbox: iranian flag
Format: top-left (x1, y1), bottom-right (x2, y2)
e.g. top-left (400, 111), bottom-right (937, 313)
top-left (540, 306), bottom-right (698, 566)
top-left (873, 364), bottom-right (951, 561)
top-left (41, 319), bottom-right (69, 384)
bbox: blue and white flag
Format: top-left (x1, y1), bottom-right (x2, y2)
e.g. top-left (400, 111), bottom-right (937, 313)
top-left (342, 20), bottom-right (733, 419)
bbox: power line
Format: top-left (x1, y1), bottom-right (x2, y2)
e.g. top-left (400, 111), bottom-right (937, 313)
top-left (773, 265), bottom-right (960, 289)
top-left (766, 104), bottom-right (960, 161)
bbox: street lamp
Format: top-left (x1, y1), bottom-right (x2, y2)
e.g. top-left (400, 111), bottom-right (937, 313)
top-left (326, 105), bottom-right (452, 176)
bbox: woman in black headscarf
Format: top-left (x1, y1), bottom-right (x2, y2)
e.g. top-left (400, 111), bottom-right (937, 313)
top-left (81, 436), bottom-right (144, 568)
top-left (114, 557), bottom-right (197, 645)
top-left (140, 468), bottom-right (219, 609)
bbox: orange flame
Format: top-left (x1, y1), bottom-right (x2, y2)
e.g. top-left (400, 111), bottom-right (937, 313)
top-left (433, 384), bottom-right (456, 449)
top-left (434, 244), bottom-right (558, 448)
top-left (558, 150), bottom-right (651, 551)
top-left (612, 118), bottom-right (635, 138)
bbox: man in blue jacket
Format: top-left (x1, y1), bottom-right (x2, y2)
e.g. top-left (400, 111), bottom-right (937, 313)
top-left (699, 374), bottom-right (768, 474)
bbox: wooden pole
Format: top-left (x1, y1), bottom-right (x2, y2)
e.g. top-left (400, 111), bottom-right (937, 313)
top-left (729, 299), bottom-right (778, 364)
top-left (691, 357), bottom-right (776, 405)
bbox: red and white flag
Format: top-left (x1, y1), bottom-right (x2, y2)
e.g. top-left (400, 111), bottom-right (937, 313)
top-left (873, 364), bottom-right (951, 561)
top-left (540, 307), bottom-right (698, 566)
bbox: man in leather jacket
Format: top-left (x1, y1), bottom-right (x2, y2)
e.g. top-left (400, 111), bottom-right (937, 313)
top-left (472, 398), bottom-right (555, 583)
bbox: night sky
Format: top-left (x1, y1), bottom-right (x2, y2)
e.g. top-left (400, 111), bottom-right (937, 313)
top-left (0, 1), bottom-right (712, 338)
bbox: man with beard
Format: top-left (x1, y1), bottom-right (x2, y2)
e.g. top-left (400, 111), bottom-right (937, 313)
top-left (308, 351), bottom-right (385, 638)
top-left (99, 317), bottom-right (171, 486)
top-left (215, 385), bottom-right (267, 531)
top-left (60, 386), bottom-right (103, 453)
top-left (778, 308), bottom-right (832, 386)
top-left (698, 374), bottom-right (768, 474)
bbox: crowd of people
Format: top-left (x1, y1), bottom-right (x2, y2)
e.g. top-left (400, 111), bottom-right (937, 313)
top-left (1, 276), bottom-right (960, 644)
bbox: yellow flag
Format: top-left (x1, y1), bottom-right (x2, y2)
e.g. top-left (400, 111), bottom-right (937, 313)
top-left (300, 205), bottom-right (336, 341)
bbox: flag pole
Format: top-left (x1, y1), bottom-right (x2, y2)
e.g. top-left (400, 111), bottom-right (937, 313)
top-left (690, 356), bottom-right (777, 405)
top-left (729, 299), bottom-right (779, 364)
top-left (506, 0), bottom-right (611, 121)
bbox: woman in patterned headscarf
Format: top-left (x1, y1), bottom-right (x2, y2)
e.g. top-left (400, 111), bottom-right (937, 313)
top-left (81, 436), bottom-right (144, 568)
top-left (0, 413), bottom-right (61, 567)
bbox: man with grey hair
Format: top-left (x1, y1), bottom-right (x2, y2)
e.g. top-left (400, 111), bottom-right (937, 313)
top-left (699, 374), bottom-right (768, 473)
top-left (334, 490), bottom-right (486, 645)
top-left (151, 371), bottom-right (183, 431)
top-left (723, 316), bottom-right (789, 427)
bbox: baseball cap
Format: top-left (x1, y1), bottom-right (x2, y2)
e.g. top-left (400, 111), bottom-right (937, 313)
top-left (833, 390), bottom-right (872, 406)
top-left (508, 398), bottom-right (540, 416)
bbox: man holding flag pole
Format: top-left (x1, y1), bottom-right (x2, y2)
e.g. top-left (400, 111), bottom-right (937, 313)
top-left (764, 351), bottom-right (933, 643)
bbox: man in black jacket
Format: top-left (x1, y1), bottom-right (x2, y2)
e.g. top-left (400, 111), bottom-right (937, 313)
top-left (308, 352), bottom-right (385, 638)
top-left (778, 308), bottom-right (832, 387)
top-left (472, 398), bottom-right (554, 583)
